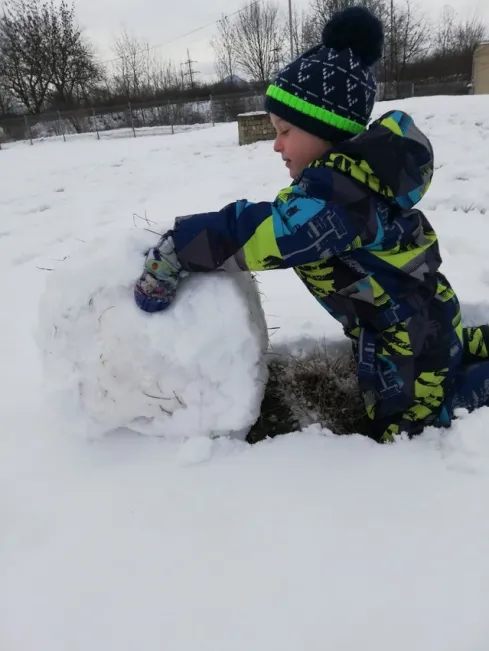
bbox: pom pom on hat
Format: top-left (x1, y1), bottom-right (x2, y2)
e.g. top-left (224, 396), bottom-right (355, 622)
top-left (322, 6), bottom-right (384, 67)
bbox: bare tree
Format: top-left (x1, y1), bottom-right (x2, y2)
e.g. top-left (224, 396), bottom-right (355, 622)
top-left (211, 15), bottom-right (238, 81)
top-left (0, 0), bottom-right (52, 113)
top-left (0, 0), bottom-right (99, 113)
top-left (300, 11), bottom-right (320, 51)
top-left (432, 6), bottom-right (485, 57)
top-left (0, 79), bottom-right (14, 115)
top-left (233, 1), bottom-right (285, 84)
top-left (306, 0), bottom-right (388, 45)
top-left (109, 29), bottom-right (182, 99)
top-left (48, 1), bottom-right (100, 108)
top-left (111, 28), bottom-right (150, 99)
top-left (393, 3), bottom-right (485, 85)
top-left (453, 14), bottom-right (487, 55)
top-left (291, 7), bottom-right (317, 56)
top-left (433, 5), bottom-right (456, 56)
top-left (385, 0), bottom-right (429, 85)
top-left (307, 0), bottom-right (354, 43)
top-left (147, 58), bottom-right (181, 93)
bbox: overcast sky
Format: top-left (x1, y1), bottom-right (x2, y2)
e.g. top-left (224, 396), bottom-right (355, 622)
top-left (76, 0), bottom-right (489, 80)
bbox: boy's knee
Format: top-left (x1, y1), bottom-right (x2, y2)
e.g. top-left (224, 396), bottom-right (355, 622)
top-left (446, 360), bottom-right (489, 414)
top-left (463, 325), bottom-right (489, 362)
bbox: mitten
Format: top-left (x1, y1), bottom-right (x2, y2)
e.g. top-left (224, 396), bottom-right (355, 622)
top-left (134, 233), bottom-right (182, 313)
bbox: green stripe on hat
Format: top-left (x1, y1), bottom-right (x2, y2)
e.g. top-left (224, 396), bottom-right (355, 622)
top-left (266, 85), bottom-right (366, 135)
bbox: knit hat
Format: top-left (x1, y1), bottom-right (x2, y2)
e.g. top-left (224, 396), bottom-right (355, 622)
top-left (265, 6), bottom-right (384, 143)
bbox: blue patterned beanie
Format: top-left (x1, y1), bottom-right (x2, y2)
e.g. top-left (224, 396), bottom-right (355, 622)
top-left (265, 6), bottom-right (384, 142)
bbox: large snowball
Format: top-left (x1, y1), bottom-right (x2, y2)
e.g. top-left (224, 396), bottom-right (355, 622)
top-left (36, 227), bottom-right (269, 440)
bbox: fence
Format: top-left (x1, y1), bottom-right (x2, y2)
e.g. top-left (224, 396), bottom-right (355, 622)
top-left (0, 91), bottom-right (267, 146)
top-left (377, 79), bottom-right (470, 101)
top-left (0, 79), bottom-right (472, 147)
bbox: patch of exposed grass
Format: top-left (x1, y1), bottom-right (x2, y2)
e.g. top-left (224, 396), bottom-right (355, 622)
top-left (247, 343), bottom-right (370, 444)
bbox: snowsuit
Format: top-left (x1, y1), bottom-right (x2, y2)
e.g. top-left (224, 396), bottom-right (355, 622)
top-left (169, 110), bottom-right (489, 441)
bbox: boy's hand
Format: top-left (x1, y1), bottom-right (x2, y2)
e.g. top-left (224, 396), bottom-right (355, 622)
top-left (134, 233), bottom-right (182, 313)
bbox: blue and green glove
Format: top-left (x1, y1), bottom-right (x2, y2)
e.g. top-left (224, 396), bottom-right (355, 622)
top-left (134, 233), bottom-right (182, 313)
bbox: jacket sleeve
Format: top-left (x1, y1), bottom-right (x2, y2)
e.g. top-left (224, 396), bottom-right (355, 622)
top-left (171, 183), bottom-right (362, 272)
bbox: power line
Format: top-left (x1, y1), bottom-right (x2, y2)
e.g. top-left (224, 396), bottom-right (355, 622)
top-left (181, 49), bottom-right (199, 88)
top-left (102, 0), bottom-right (261, 66)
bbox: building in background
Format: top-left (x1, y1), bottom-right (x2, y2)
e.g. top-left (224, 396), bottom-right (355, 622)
top-left (473, 42), bottom-right (489, 94)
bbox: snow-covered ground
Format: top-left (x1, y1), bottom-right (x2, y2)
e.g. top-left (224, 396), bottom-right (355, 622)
top-left (3, 95), bottom-right (489, 651)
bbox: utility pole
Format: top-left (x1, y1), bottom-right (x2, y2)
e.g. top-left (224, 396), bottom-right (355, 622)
top-left (181, 48), bottom-right (199, 89)
top-left (390, 0), bottom-right (394, 81)
top-left (390, 0), bottom-right (397, 98)
top-left (288, 0), bottom-right (294, 60)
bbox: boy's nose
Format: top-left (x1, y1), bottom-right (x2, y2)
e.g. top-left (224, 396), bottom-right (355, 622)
top-left (273, 138), bottom-right (282, 153)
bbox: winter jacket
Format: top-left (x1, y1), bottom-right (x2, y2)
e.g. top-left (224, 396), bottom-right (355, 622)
top-left (170, 110), bottom-right (464, 441)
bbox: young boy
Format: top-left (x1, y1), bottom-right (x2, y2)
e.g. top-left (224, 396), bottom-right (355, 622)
top-left (134, 6), bottom-right (489, 442)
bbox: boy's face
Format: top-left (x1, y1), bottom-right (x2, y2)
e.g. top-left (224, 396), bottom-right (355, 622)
top-left (270, 114), bottom-right (331, 179)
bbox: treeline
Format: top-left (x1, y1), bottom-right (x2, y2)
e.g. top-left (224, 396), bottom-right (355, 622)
top-left (0, 0), bottom-right (486, 118)
top-left (211, 0), bottom-right (486, 86)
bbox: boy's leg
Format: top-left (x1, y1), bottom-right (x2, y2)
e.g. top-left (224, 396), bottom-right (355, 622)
top-left (463, 326), bottom-right (489, 363)
top-left (443, 360), bottom-right (489, 416)
top-left (370, 359), bottom-right (489, 441)
top-left (369, 369), bottom-right (449, 442)
top-left (368, 412), bottom-right (424, 442)
top-left (361, 323), bottom-right (489, 442)
top-left (364, 362), bottom-right (452, 442)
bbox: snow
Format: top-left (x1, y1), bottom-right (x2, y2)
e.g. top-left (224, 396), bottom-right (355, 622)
top-left (37, 227), bottom-right (268, 440)
top-left (26, 121), bottom-right (214, 145)
top-left (26, 103), bottom-right (215, 141)
top-left (238, 110), bottom-right (268, 117)
top-left (2, 94), bottom-right (489, 650)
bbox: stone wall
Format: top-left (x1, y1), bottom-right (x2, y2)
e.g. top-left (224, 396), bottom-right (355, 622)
top-left (237, 111), bottom-right (275, 146)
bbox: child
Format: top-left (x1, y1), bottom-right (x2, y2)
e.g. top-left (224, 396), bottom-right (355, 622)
top-left (134, 6), bottom-right (489, 442)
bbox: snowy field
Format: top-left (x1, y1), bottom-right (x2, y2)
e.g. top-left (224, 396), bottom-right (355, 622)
top-left (3, 95), bottom-right (489, 650)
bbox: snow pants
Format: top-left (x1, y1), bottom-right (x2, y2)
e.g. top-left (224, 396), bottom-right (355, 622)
top-left (441, 326), bottom-right (489, 420)
top-left (369, 325), bottom-right (489, 442)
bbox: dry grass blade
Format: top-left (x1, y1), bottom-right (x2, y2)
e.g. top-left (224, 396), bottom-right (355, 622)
top-left (247, 342), bottom-right (370, 444)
